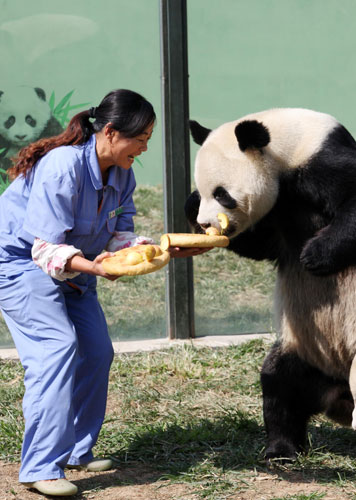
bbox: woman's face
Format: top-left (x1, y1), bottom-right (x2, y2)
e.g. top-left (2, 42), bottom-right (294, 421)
top-left (108, 122), bottom-right (154, 170)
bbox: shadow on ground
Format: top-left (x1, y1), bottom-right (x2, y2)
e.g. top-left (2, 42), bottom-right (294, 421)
top-left (65, 417), bottom-right (356, 498)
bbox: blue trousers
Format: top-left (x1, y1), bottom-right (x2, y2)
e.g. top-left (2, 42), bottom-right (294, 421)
top-left (0, 262), bottom-right (114, 482)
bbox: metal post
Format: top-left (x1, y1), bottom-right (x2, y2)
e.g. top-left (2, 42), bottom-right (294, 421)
top-left (159, 0), bottom-right (195, 339)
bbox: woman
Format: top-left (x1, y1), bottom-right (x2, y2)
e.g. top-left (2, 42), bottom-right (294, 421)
top-left (0, 89), bottom-right (204, 496)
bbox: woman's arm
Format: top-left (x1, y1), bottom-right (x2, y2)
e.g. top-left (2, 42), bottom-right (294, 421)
top-left (65, 252), bottom-right (119, 281)
top-left (32, 238), bottom-right (119, 281)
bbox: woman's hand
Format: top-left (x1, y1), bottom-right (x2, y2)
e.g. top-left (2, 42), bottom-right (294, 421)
top-left (167, 247), bottom-right (212, 258)
top-left (65, 252), bottom-right (120, 280)
top-left (91, 252), bottom-right (121, 281)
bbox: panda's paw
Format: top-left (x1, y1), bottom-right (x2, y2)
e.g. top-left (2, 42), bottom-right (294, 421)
top-left (300, 238), bottom-right (335, 276)
top-left (265, 440), bottom-right (299, 463)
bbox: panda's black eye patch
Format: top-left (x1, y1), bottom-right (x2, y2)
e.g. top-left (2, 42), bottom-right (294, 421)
top-left (213, 186), bottom-right (237, 209)
top-left (25, 115), bottom-right (37, 127)
top-left (4, 116), bottom-right (15, 129)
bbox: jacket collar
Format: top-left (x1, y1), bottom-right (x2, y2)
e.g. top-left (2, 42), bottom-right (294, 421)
top-left (85, 134), bottom-right (102, 190)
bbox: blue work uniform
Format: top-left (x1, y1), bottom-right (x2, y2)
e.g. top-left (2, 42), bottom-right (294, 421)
top-left (0, 134), bottom-right (136, 482)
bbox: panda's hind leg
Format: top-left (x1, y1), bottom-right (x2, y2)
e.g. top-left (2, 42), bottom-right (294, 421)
top-left (261, 342), bottom-right (352, 461)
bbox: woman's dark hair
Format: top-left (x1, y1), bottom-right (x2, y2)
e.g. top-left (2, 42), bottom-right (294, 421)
top-left (8, 89), bottom-right (156, 179)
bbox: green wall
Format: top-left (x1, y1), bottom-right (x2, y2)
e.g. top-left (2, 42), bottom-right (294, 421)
top-left (188, 0), bottom-right (356, 134)
top-left (2, 0), bottom-right (356, 184)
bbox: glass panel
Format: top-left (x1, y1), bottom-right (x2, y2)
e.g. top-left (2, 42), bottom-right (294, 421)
top-left (187, 0), bottom-right (356, 336)
top-left (102, 186), bottom-right (167, 342)
top-left (194, 251), bottom-right (276, 337)
top-left (0, 1), bottom-right (165, 347)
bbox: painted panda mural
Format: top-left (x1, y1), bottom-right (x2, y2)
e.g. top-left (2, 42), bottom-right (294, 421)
top-left (185, 108), bottom-right (356, 460)
top-left (0, 86), bottom-right (63, 171)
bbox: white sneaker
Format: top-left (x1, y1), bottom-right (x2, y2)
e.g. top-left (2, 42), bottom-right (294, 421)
top-left (22, 478), bottom-right (78, 496)
top-left (66, 458), bottom-right (113, 472)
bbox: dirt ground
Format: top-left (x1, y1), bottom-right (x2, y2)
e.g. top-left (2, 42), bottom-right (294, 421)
top-left (1, 460), bottom-right (353, 500)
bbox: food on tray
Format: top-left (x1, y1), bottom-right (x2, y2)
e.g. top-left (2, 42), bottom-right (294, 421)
top-left (102, 244), bottom-right (170, 276)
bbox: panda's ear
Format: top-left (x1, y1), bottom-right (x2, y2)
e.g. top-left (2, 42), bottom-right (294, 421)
top-left (34, 87), bottom-right (46, 101)
top-left (234, 120), bottom-right (270, 152)
top-left (0, 91), bottom-right (3, 101)
top-left (189, 120), bottom-right (212, 145)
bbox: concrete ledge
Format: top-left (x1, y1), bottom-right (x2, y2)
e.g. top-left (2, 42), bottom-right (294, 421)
top-left (0, 333), bottom-right (274, 360)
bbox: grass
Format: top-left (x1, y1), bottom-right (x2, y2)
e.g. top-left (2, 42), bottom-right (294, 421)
top-left (2, 339), bottom-right (356, 498)
top-left (0, 359), bottom-right (24, 460)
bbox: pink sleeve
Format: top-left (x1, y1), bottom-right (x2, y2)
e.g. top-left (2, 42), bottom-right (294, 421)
top-left (31, 238), bottom-right (84, 281)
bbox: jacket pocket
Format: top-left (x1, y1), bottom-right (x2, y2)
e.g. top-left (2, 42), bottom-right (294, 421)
top-left (106, 216), bottom-right (117, 235)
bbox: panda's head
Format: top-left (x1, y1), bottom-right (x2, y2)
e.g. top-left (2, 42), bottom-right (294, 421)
top-left (190, 108), bottom-right (339, 238)
top-left (190, 117), bottom-right (281, 238)
top-left (0, 86), bottom-right (52, 147)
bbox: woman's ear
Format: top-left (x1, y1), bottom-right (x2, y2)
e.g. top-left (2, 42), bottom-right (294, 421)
top-left (104, 123), bottom-right (115, 140)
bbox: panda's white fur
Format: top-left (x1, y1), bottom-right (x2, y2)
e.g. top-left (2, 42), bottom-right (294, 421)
top-left (0, 86), bottom-right (63, 170)
top-left (194, 108), bottom-right (338, 237)
top-left (187, 107), bottom-right (356, 459)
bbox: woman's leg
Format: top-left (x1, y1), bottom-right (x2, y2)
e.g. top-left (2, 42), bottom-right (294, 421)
top-left (64, 284), bottom-right (114, 465)
top-left (0, 268), bottom-right (78, 482)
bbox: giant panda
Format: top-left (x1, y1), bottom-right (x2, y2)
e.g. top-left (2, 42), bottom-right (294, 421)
top-left (0, 86), bottom-right (63, 172)
top-left (185, 108), bottom-right (356, 461)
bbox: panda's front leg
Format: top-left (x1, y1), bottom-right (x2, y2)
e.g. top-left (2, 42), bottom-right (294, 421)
top-left (300, 196), bottom-right (356, 276)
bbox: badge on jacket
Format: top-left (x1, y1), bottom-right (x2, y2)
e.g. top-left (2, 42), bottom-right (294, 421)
top-left (108, 206), bottom-right (124, 219)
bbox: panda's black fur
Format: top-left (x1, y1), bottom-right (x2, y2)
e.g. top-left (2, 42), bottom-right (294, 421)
top-left (228, 124), bottom-right (356, 275)
top-left (0, 86), bottom-right (63, 172)
top-left (186, 109), bottom-right (356, 460)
